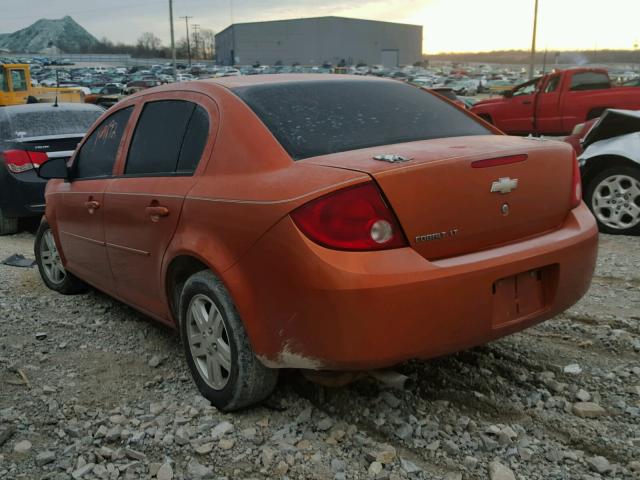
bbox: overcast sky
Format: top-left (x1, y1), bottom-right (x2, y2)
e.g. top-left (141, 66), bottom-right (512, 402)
top-left (3, 0), bottom-right (640, 53)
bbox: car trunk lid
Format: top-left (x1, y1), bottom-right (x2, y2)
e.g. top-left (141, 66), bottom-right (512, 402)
top-left (305, 135), bottom-right (575, 260)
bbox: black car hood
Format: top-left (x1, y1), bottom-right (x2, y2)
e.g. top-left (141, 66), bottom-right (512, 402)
top-left (582, 109), bottom-right (640, 149)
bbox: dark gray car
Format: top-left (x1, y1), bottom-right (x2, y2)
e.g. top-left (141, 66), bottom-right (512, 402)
top-left (0, 102), bottom-right (103, 234)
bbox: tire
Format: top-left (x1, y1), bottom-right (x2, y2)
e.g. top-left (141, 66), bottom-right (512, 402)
top-left (585, 165), bottom-right (640, 235)
top-left (0, 208), bottom-right (18, 235)
top-left (179, 270), bottom-right (278, 411)
top-left (34, 221), bottom-right (88, 294)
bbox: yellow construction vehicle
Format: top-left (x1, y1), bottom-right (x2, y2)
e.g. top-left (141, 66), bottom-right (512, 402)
top-left (0, 64), bottom-right (84, 106)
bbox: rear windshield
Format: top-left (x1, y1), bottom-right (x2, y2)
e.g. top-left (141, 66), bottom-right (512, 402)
top-left (234, 80), bottom-right (491, 160)
top-left (7, 108), bottom-right (102, 138)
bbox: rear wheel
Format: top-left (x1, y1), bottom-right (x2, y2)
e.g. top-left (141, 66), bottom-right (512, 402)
top-left (0, 208), bottom-right (18, 235)
top-left (179, 270), bottom-right (278, 411)
top-left (35, 221), bottom-right (88, 294)
top-left (585, 165), bottom-right (640, 235)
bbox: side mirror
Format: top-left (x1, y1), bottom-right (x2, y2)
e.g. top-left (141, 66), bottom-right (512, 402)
top-left (38, 157), bottom-right (69, 179)
top-left (503, 90), bottom-right (514, 98)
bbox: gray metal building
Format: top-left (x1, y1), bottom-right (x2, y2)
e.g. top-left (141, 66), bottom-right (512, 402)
top-left (215, 16), bottom-right (422, 67)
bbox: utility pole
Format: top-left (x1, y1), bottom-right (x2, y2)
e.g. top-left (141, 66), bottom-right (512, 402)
top-left (180, 15), bottom-right (193, 67)
top-left (528, 0), bottom-right (539, 80)
top-left (169, 0), bottom-right (177, 82)
top-left (192, 24), bottom-right (200, 61)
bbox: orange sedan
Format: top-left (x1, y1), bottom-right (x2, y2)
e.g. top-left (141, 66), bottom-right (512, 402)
top-left (35, 75), bottom-right (598, 410)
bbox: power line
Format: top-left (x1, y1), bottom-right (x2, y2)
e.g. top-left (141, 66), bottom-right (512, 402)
top-left (180, 15), bottom-right (194, 67)
top-left (192, 24), bottom-right (200, 60)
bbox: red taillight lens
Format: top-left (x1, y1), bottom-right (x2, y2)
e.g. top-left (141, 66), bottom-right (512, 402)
top-left (2, 150), bottom-right (48, 174)
top-left (570, 152), bottom-right (582, 209)
top-left (291, 182), bottom-right (407, 251)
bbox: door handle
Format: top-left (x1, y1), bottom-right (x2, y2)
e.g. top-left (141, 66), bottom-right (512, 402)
top-left (84, 200), bottom-right (100, 210)
top-left (145, 205), bottom-right (170, 219)
top-left (522, 100), bottom-right (532, 105)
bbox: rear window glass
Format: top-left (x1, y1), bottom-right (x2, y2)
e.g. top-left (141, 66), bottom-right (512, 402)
top-left (125, 100), bottom-right (209, 175)
top-left (570, 72), bottom-right (610, 91)
top-left (8, 108), bottom-right (102, 138)
top-left (234, 80), bottom-right (490, 160)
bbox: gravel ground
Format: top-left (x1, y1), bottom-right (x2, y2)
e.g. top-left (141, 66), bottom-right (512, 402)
top-left (0, 231), bottom-right (638, 480)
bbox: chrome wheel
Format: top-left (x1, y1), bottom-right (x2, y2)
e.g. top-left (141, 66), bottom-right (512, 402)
top-left (186, 294), bottom-right (232, 390)
top-left (591, 174), bottom-right (640, 230)
top-left (39, 229), bottom-right (66, 284)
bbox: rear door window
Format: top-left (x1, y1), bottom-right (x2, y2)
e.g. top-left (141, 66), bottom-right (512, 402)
top-left (124, 100), bottom-right (209, 176)
top-left (569, 72), bottom-right (610, 91)
top-left (74, 106), bottom-right (133, 179)
top-left (234, 80), bottom-right (490, 160)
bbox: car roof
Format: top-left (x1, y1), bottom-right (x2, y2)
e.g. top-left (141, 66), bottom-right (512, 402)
top-left (198, 73), bottom-right (394, 90)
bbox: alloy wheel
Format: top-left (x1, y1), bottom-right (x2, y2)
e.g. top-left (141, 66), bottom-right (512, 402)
top-left (39, 229), bottom-right (66, 284)
top-left (591, 174), bottom-right (640, 230)
top-left (186, 294), bottom-right (232, 390)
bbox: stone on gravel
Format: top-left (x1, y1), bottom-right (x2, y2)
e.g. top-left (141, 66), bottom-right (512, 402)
top-left (211, 420), bottom-right (234, 438)
top-left (219, 438), bottom-right (235, 450)
top-left (488, 460), bottom-right (516, 480)
top-left (13, 439), bottom-right (32, 453)
top-left (186, 459), bottom-right (213, 478)
top-left (35, 450), bottom-right (56, 466)
top-left (367, 444), bottom-right (396, 464)
top-left (586, 456), bottom-right (612, 474)
top-left (380, 391), bottom-right (401, 408)
top-left (575, 389), bottom-right (591, 402)
top-left (400, 458), bottom-right (422, 474)
top-left (395, 422), bottom-right (413, 440)
top-left (463, 456), bottom-right (478, 469)
top-left (72, 463), bottom-right (95, 479)
top-left (572, 402), bottom-right (607, 418)
top-left (0, 424), bottom-right (16, 447)
top-left (193, 442), bottom-right (213, 454)
top-left (317, 417), bottom-right (334, 431)
top-left (368, 461), bottom-right (383, 476)
top-left (156, 462), bottom-right (173, 480)
top-left (148, 354), bottom-right (164, 368)
top-left (564, 363), bottom-right (582, 374)
top-left (261, 447), bottom-right (276, 467)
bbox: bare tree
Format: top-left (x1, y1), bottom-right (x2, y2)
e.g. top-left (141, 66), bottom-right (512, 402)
top-left (137, 32), bottom-right (162, 52)
top-left (199, 29), bottom-right (216, 60)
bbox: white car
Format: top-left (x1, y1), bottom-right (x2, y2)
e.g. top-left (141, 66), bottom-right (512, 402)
top-left (579, 109), bottom-right (640, 235)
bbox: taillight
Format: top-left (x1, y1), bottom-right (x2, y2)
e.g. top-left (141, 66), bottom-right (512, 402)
top-left (291, 182), bottom-right (407, 251)
top-left (570, 151), bottom-right (582, 209)
top-left (2, 150), bottom-right (48, 174)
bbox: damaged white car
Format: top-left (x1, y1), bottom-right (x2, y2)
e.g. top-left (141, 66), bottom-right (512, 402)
top-left (580, 109), bottom-right (640, 235)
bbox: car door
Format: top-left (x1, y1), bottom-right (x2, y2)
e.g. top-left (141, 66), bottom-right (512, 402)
top-left (103, 94), bottom-right (215, 322)
top-left (54, 106), bottom-right (134, 291)
top-left (500, 78), bottom-right (538, 134)
top-left (534, 74), bottom-right (563, 134)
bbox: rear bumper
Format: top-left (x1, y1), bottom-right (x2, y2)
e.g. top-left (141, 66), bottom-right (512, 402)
top-left (227, 203), bottom-right (598, 370)
top-left (0, 167), bottom-right (47, 218)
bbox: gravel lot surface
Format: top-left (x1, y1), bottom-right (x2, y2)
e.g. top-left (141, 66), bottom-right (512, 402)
top-left (0, 231), bottom-right (638, 480)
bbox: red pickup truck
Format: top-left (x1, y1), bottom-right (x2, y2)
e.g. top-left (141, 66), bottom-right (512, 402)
top-left (471, 68), bottom-right (640, 135)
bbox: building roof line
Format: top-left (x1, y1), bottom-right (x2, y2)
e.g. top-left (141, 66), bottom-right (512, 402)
top-left (215, 15), bottom-right (422, 37)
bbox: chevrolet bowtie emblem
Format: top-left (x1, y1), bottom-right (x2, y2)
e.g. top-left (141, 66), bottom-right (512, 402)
top-left (491, 177), bottom-right (518, 194)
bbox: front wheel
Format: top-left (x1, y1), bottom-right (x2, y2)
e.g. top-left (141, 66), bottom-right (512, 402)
top-left (179, 270), bottom-right (278, 411)
top-left (585, 165), bottom-right (640, 235)
top-left (34, 221), bottom-right (88, 294)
